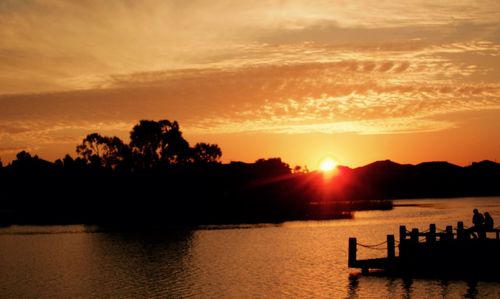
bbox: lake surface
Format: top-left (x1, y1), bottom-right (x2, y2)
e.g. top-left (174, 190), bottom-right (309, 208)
top-left (1, 197), bottom-right (500, 298)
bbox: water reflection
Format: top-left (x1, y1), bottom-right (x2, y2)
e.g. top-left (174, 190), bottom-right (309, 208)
top-left (384, 277), bottom-right (397, 297)
top-left (347, 274), bottom-right (359, 298)
top-left (344, 275), bottom-right (489, 299)
top-left (440, 279), bottom-right (450, 298)
top-left (464, 280), bottom-right (478, 299)
top-left (402, 277), bottom-right (413, 299)
top-left (1, 197), bottom-right (500, 298)
top-left (88, 229), bottom-right (195, 298)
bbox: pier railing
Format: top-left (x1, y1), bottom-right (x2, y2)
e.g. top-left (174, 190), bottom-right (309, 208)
top-left (348, 234), bottom-right (395, 271)
top-left (399, 222), bottom-right (500, 243)
top-left (348, 222), bottom-right (500, 273)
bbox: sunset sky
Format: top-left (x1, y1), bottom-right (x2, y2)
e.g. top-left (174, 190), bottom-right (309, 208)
top-left (1, 0), bottom-right (499, 169)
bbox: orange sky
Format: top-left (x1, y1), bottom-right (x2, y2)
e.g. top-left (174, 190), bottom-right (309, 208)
top-left (0, 0), bottom-right (499, 169)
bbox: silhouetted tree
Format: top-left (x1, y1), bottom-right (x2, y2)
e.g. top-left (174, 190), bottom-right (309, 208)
top-left (76, 133), bottom-right (105, 166)
top-left (159, 120), bottom-right (190, 164)
top-left (11, 151), bottom-right (36, 169)
top-left (191, 143), bottom-right (222, 163)
top-left (255, 158), bottom-right (291, 176)
top-left (63, 154), bottom-right (75, 167)
top-left (102, 136), bottom-right (131, 170)
top-left (76, 133), bottom-right (130, 169)
top-left (16, 150), bottom-right (32, 161)
top-left (129, 119), bottom-right (190, 168)
top-left (9, 151), bottom-right (54, 175)
top-left (129, 121), bottom-right (161, 168)
top-left (54, 158), bottom-right (64, 169)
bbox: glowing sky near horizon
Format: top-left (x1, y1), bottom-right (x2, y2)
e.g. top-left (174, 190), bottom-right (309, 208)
top-left (0, 0), bottom-right (500, 168)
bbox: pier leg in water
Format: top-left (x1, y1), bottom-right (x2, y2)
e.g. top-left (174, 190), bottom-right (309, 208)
top-left (427, 224), bottom-right (436, 243)
top-left (445, 226), bottom-right (453, 240)
top-left (411, 228), bottom-right (419, 244)
top-left (348, 238), bottom-right (357, 268)
top-left (399, 225), bottom-right (406, 243)
top-left (387, 235), bottom-right (395, 260)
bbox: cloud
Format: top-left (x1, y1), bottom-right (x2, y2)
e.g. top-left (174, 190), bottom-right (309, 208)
top-left (0, 0), bottom-right (499, 94)
top-left (0, 119), bottom-right (133, 151)
top-left (184, 82), bottom-right (500, 135)
top-left (0, 146), bottom-right (35, 156)
top-left (0, 0), bottom-right (499, 162)
top-left (2, 59), bottom-right (499, 143)
top-left (188, 116), bottom-right (457, 135)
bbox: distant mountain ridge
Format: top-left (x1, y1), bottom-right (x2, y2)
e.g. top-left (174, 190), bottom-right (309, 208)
top-left (339, 159), bottom-right (500, 199)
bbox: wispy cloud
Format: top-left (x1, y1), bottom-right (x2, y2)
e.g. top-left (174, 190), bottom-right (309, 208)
top-left (2, 60), bottom-right (499, 141)
top-left (1, 0), bottom-right (499, 93)
top-left (189, 116), bottom-right (457, 135)
top-left (0, 146), bottom-right (37, 156)
top-left (0, 120), bottom-right (133, 150)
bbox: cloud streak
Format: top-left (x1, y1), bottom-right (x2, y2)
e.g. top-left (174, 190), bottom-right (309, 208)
top-left (2, 59), bottom-right (499, 141)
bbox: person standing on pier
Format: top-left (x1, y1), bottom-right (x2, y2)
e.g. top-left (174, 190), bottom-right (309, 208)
top-left (472, 209), bottom-right (485, 239)
top-left (484, 212), bottom-right (494, 231)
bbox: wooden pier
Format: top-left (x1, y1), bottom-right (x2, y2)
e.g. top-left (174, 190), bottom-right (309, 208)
top-left (348, 222), bottom-right (500, 279)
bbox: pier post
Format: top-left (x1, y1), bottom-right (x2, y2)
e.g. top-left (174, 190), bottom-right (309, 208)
top-left (427, 224), bottom-right (436, 243)
top-left (348, 238), bottom-right (357, 267)
top-left (387, 235), bottom-right (395, 260)
top-left (399, 225), bottom-right (406, 243)
top-left (446, 225), bottom-right (453, 240)
top-left (411, 228), bottom-right (419, 244)
top-left (457, 221), bottom-right (465, 240)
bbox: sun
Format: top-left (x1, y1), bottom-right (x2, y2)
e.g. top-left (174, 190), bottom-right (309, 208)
top-left (319, 157), bottom-right (338, 172)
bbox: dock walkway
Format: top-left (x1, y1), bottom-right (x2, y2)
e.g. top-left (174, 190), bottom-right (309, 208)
top-left (348, 222), bottom-right (500, 278)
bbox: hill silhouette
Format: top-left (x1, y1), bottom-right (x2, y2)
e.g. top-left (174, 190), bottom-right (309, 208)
top-left (0, 119), bottom-right (499, 226)
top-left (349, 159), bottom-right (500, 199)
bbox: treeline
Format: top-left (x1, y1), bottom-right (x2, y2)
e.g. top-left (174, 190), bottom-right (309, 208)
top-left (1, 119), bottom-right (499, 226)
top-left (0, 119), bottom-right (360, 226)
top-left (73, 119), bottom-right (222, 170)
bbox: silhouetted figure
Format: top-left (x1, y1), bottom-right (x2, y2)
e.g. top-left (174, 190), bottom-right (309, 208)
top-left (471, 208), bottom-right (485, 239)
top-left (484, 212), bottom-right (494, 231)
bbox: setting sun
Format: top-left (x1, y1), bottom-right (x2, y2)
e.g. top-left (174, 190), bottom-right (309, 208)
top-left (319, 158), bottom-right (338, 172)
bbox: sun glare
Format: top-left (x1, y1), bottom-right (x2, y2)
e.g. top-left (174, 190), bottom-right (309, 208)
top-left (319, 157), bottom-right (338, 172)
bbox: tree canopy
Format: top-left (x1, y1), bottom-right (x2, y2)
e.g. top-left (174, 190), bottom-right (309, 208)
top-left (76, 133), bottom-right (130, 169)
top-left (191, 143), bottom-right (222, 163)
top-left (75, 119), bottom-right (222, 170)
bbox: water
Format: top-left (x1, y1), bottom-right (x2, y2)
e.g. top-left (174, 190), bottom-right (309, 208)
top-left (1, 197), bottom-right (500, 298)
